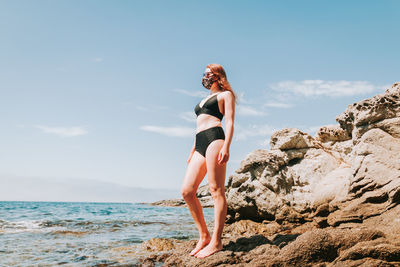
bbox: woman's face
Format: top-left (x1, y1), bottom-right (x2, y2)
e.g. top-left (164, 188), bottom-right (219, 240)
top-left (202, 68), bottom-right (216, 89)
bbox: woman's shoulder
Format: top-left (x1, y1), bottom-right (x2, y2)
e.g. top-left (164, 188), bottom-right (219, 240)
top-left (220, 90), bottom-right (234, 101)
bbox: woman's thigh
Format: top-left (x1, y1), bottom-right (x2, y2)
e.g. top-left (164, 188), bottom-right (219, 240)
top-left (181, 151), bottom-right (207, 193)
top-left (205, 140), bottom-right (226, 192)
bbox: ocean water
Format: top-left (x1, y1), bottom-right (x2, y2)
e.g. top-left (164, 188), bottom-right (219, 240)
top-left (0, 201), bottom-right (215, 266)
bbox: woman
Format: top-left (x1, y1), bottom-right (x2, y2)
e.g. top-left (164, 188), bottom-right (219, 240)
top-left (181, 63), bottom-right (236, 258)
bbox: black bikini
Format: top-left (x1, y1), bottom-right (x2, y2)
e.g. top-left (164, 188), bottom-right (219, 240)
top-left (194, 93), bottom-right (225, 158)
top-left (194, 93), bottom-right (224, 120)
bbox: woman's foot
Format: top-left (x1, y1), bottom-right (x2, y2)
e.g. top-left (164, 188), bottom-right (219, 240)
top-left (190, 236), bottom-right (211, 256)
top-left (194, 241), bottom-right (223, 258)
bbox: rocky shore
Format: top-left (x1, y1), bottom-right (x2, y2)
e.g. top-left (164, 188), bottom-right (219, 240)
top-left (139, 82), bottom-right (400, 266)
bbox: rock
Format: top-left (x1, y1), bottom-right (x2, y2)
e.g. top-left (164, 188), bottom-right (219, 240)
top-left (336, 82), bottom-right (400, 141)
top-left (360, 204), bottom-right (400, 244)
top-left (234, 148), bottom-right (289, 174)
top-left (146, 198), bottom-right (186, 207)
top-left (263, 228), bottom-right (385, 266)
top-left (326, 139), bottom-right (354, 162)
top-left (327, 127), bottom-right (400, 226)
top-left (270, 128), bottom-right (318, 150)
top-left (139, 223), bottom-right (391, 267)
top-left (196, 184), bottom-right (210, 198)
top-left (141, 82), bottom-right (400, 267)
top-left (311, 166), bottom-right (351, 209)
top-left (331, 240), bottom-right (400, 266)
top-left (222, 219), bottom-right (282, 238)
top-left (226, 140), bottom-right (348, 223)
top-left (140, 238), bottom-right (184, 252)
top-left (226, 82), bottom-right (400, 227)
top-left (316, 124), bottom-right (351, 143)
top-left (139, 213), bottom-right (399, 267)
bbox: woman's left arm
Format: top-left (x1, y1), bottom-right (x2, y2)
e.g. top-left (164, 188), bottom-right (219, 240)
top-left (218, 92), bottom-right (235, 165)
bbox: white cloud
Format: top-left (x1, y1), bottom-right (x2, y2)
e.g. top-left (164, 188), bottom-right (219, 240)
top-left (173, 89), bottom-right (207, 98)
top-left (269, 80), bottom-right (383, 97)
top-left (259, 138), bottom-right (271, 147)
top-left (134, 105), bottom-right (169, 111)
top-left (235, 123), bottom-right (279, 141)
top-left (93, 57), bottom-right (103, 62)
top-left (237, 105), bottom-right (267, 116)
top-left (178, 111), bottom-right (196, 122)
top-left (139, 125), bottom-right (194, 137)
top-left (237, 91), bottom-right (250, 104)
top-left (35, 125), bottom-right (88, 137)
top-left (135, 105), bottom-right (148, 111)
top-left (264, 102), bottom-right (293, 108)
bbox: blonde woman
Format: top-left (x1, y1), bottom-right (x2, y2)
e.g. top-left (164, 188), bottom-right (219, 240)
top-left (181, 63), bottom-right (236, 258)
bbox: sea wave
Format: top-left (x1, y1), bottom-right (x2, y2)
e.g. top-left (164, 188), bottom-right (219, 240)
top-left (0, 201), bottom-right (213, 266)
top-left (0, 218), bottom-right (172, 234)
top-left (0, 219), bottom-right (52, 233)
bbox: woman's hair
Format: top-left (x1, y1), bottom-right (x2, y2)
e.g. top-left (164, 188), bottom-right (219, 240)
top-left (207, 63), bottom-right (238, 105)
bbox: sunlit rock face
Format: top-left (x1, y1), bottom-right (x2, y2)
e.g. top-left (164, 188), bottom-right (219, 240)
top-left (226, 82), bottom-right (400, 227)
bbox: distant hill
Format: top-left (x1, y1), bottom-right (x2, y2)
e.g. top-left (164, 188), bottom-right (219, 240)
top-left (0, 174), bottom-right (181, 203)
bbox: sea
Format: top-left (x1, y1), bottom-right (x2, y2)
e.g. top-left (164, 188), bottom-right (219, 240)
top-left (0, 201), bottom-right (215, 266)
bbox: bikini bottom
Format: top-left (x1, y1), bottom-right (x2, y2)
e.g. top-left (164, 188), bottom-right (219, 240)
top-left (195, 126), bottom-right (225, 158)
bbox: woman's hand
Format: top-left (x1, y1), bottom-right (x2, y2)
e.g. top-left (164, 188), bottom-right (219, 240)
top-left (187, 150), bottom-right (194, 164)
top-left (218, 146), bottom-right (229, 165)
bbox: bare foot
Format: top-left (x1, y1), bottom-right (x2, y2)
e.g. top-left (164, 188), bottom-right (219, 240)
top-left (189, 236), bottom-right (211, 256)
top-left (194, 242), bottom-right (223, 258)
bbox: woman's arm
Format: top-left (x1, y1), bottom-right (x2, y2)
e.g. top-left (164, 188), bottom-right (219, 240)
top-left (191, 136), bottom-right (196, 152)
top-left (219, 91), bottom-right (235, 164)
top-left (187, 136), bottom-right (196, 164)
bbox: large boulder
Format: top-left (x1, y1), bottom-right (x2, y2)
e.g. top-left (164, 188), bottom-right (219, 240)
top-left (226, 129), bottom-right (349, 223)
top-left (226, 82), bottom-right (400, 228)
top-left (327, 127), bottom-right (400, 226)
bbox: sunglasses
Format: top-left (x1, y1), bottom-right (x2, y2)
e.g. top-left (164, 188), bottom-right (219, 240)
top-left (203, 71), bottom-right (214, 77)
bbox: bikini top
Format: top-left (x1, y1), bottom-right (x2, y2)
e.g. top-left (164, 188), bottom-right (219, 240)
top-left (194, 93), bottom-right (224, 121)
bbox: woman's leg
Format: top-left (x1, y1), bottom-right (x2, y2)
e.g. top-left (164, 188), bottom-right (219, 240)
top-left (195, 139), bottom-right (227, 258)
top-left (180, 151), bottom-right (211, 255)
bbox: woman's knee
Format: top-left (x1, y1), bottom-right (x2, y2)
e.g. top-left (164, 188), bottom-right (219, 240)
top-left (181, 187), bottom-right (197, 199)
top-left (208, 184), bottom-right (225, 198)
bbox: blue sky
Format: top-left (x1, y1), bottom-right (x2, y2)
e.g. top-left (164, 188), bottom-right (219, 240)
top-left (0, 0), bottom-right (399, 202)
